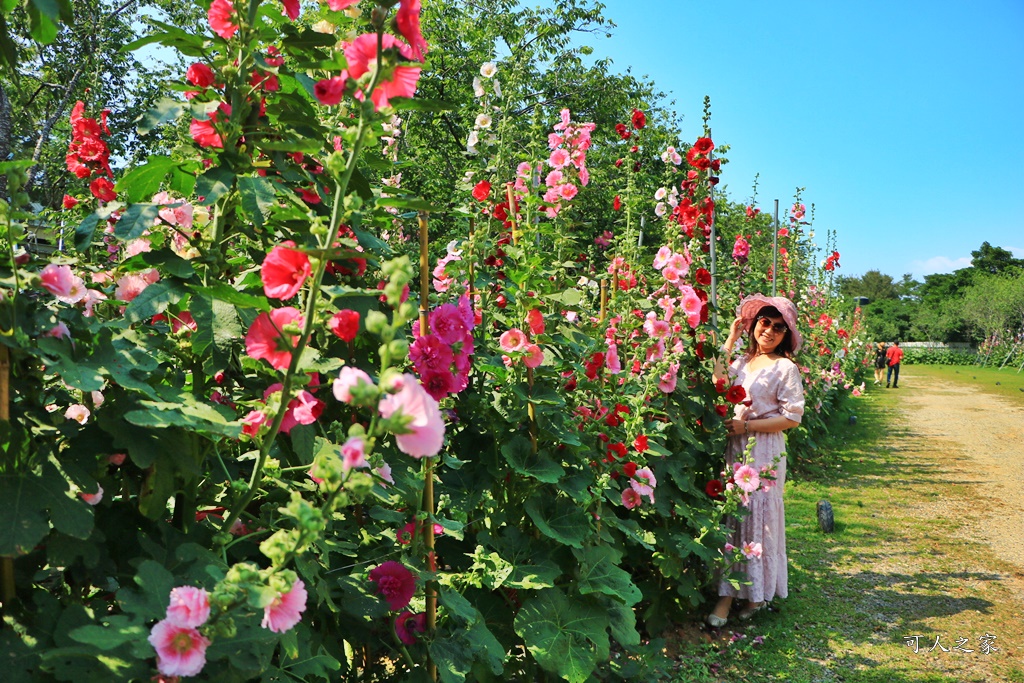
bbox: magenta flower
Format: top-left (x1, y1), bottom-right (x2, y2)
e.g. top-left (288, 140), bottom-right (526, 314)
top-left (245, 307), bottom-right (303, 370)
top-left (314, 75), bottom-right (348, 106)
top-left (261, 241), bottom-right (311, 300)
top-left (429, 303), bottom-right (471, 346)
top-left (262, 578), bottom-right (308, 633)
top-left (410, 334), bottom-right (455, 373)
top-left (605, 344), bottom-right (621, 374)
top-left (378, 374), bottom-right (445, 458)
top-left (732, 235), bottom-right (750, 261)
top-left (166, 586), bottom-right (211, 628)
top-left (621, 488), bottom-right (642, 509)
top-left (369, 561), bottom-right (416, 611)
top-left (148, 619), bottom-right (211, 677)
top-left (242, 409), bottom-right (268, 437)
top-left (652, 246), bottom-right (672, 270)
top-left (396, 611), bottom-right (427, 644)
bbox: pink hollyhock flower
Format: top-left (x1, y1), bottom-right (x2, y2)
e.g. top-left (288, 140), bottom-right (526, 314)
top-left (375, 462), bottom-right (394, 486)
top-left (333, 366), bottom-right (373, 403)
top-left (369, 561), bottom-right (416, 611)
top-left (410, 334), bottom-right (454, 373)
top-left (378, 374), bottom-right (445, 458)
top-left (643, 312), bottom-right (669, 339)
top-left (40, 264), bottom-right (87, 304)
top-left (262, 241), bottom-right (311, 300)
top-left (65, 404), bottom-right (90, 425)
top-left (80, 484), bottom-right (103, 505)
top-left (741, 541), bottom-right (763, 559)
top-left (732, 235), bottom-right (750, 261)
top-left (148, 619), bottom-right (210, 677)
top-left (329, 309), bottom-right (360, 342)
top-left (190, 117), bottom-right (222, 148)
top-left (526, 308), bottom-right (545, 336)
top-left (631, 467), bottom-right (657, 503)
top-left (734, 464), bottom-right (760, 493)
top-left (548, 148), bottom-right (570, 168)
top-left (262, 578), bottom-right (307, 633)
top-left (499, 328), bottom-right (527, 353)
top-left (516, 161), bottom-right (533, 178)
top-left (166, 586), bottom-right (211, 628)
top-left (396, 611), bottom-right (427, 644)
top-left (429, 303), bottom-right (470, 346)
top-left (559, 183), bottom-right (578, 200)
top-left (545, 169), bottom-right (563, 187)
top-left (280, 0), bottom-right (299, 20)
top-left (314, 75), bottom-right (348, 106)
top-left (242, 409), bottom-right (268, 437)
top-left (208, 0), bottom-right (238, 40)
top-left (341, 436), bottom-right (369, 472)
top-left (652, 246), bottom-right (672, 270)
top-left (658, 364), bottom-right (678, 394)
top-left (186, 63), bottom-right (216, 88)
top-left (605, 344), bottom-right (621, 374)
top-left (327, 0), bottom-right (359, 7)
top-left (344, 34), bottom-right (421, 111)
top-left (621, 488), bottom-right (642, 509)
top-left (277, 389), bottom-right (324, 433)
top-left (245, 307), bottom-right (303, 371)
top-left (523, 344), bottom-right (543, 369)
top-left (395, 0), bottom-right (428, 62)
top-left (114, 274), bottom-right (149, 303)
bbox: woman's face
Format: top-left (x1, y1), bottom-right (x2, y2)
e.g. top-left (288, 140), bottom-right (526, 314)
top-left (754, 315), bottom-right (788, 355)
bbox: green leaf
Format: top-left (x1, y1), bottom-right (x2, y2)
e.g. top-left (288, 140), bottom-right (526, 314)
top-left (123, 280), bottom-right (187, 323)
top-left (606, 600), bottom-right (641, 647)
top-left (68, 616), bottom-right (147, 651)
top-left (501, 436), bottom-right (563, 483)
top-left (388, 97), bottom-right (455, 112)
top-left (238, 176), bottom-right (277, 230)
top-left (142, 248), bottom-right (195, 279)
top-left (74, 206), bottom-right (117, 251)
top-left (190, 283), bottom-right (270, 312)
top-left (113, 203), bottom-right (161, 241)
top-left (125, 397), bottom-right (242, 438)
top-left (514, 589), bottom-right (609, 683)
top-left (0, 462), bottom-right (93, 556)
top-left (505, 559), bottom-right (561, 590)
top-left (375, 195), bottom-right (438, 212)
top-left (115, 157), bottom-right (178, 202)
top-left (573, 546), bottom-right (642, 606)
top-left (524, 496), bottom-right (589, 548)
top-left (26, 1), bottom-right (57, 43)
top-left (92, 336), bottom-right (161, 399)
top-left (135, 96), bottom-right (185, 135)
top-left (195, 165), bottom-right (235, 206)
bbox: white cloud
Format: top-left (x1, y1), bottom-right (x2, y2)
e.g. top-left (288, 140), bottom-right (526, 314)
top-left (909, 255), bottom-right (972, 280)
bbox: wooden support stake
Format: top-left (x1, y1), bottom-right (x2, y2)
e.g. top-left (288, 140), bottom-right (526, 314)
top-left (0, 345), bottom-right (13, 607)
top-left (599, 280), bottom-right (608, 323)
top-left (417, 212), bottom-right (437, 682)
top-left (506, 183), bottom-right (520, 246)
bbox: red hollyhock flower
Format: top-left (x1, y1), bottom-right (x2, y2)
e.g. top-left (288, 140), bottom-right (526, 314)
top-left (715, 404), bottom-right (728, 417)
top-left (245, 307), bottom-right (303, 370)
top-left (614, 123), bottom-right (631, 140)
top-left (695, 267), bottom-right (711, 286)
top-left (692, 137), bottom-right (714, 155)
top-left (715, 378), bottom-right (727, 394)
top-left (281, 0), bottom-right (300, 20)
top-left (613, 195), bottom-right (621, 211)
top-left (396, 611), bottom-right (427, 645)
top-left (89, 177), bottom-right (116, 202)
top-left (395, 0), bottom-right (428, 62)
top-left (314, 75), bottom-right (348, 105)
top-left (526, 308), bottom-right (544, 336)
top-left (261, 241), bottom-right (311, 300)
top-left (62, 194), bottom-right (79, 210)
top-left (607, 442), bottom-right (628, 460)
top-left (186, 63), bottom-right (216, 88)
top-left (472, 180), bottom-right (491, 202)
top-left (705, 479), bottom-right (724, 499)
top-left (725, 385), bottom-right (747, 404)
top-left (329, 309), bottom-right (360, 342)
top-left (633, 434), bottom-right (648, 452)
top-left (631, 108), bottom-right (646, 129)
top-left (623, 461), bottom-right (637, 478)
top-left (369, 561), bottom-right (416, 611)
top-left (208, 0), bottom-right (238, 40)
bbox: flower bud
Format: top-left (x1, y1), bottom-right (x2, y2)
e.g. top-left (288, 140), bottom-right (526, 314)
top-left (364, 310), bottom-right (388, 336)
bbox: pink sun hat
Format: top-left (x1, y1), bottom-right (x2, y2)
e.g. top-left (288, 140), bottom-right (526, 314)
top-left (736, 294), bottom-right (803, 354)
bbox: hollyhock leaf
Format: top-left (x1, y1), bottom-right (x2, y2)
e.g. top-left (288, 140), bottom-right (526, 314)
top-left (206, 615), bottom-right (276, 671)
top-left (125, 398), bottom-right (242, 438)
top-left (26, 2), bottom-right (57, 43)
top-left (606, 599), bottom-right (641, 647)
top-left (501, 436), bottom-right (563, 484)
top-left (195, 165), bottom-right (235, 206)
top-left (505, 559), bottom-right (561, 590)
top-left (113, 203), bottom-right (161, 241)
top-left (191, 296), bottom-right (240, 367)
top-left (524, 497), bottom-right (588, 548)
top-left (140, 248), bottom-right (195, 279)
top-left (289, 424), bottom-right (316, 463)
top-left (69, 616), bottom-right (147, 651)
top-left (375, 195), bottom-right (439, 212)
top-left (428, 637), bottom-right (474, 683)
top-left (514, 589), bottom-right (608, 683)
top-left (34, 337), bottom-right (104, 392)
top-left (122, 22), bottom-right (206, 57)
top-left (72, 209), bottom-right (103, 250)
top-left (573, 546), bottom-right (641, 606)
top-left (190, 284), bottom-right (271, 312)
top-left (238, 176), bottom-right (276, 229)
top-left (0, 474), bottom-right (51, 555)
top-left (123, 280), bottom-right (186, 324)
top-left (115, 157), bottom-right (177, 203)
top-left (547, 288), bottom-right (583, 306)
top-left (387, 97), bottom-right (455, 113)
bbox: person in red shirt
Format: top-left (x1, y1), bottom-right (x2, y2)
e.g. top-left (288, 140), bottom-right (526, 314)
top-left (886, 340), bottom-right (904, 388)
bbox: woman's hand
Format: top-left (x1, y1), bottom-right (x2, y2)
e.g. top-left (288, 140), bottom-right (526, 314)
top-left (724, 418), bottom-right (745, 436)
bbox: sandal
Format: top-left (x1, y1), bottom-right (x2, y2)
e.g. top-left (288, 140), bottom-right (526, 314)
top-left (706, 612), bottom-right (728, 627)
top-left (737, 602), bottom-right (766, 621)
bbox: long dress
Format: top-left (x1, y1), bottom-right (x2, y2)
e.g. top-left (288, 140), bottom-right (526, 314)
top-left (717, 355), bottom-right (805, 603)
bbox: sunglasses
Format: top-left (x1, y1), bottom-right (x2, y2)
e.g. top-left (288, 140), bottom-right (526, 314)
top-left (755, 317), bottom-right (788, 334)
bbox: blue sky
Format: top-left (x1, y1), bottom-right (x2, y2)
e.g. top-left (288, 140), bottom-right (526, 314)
top-left (579, 0), bottom-right (1024, 281)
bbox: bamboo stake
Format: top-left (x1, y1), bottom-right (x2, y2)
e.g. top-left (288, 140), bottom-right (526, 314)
top-left (417, 212), bottom-right (437, 681)
top-left (506, 183), bottom-right (520, 246)
top-left (599, 280), bottom-right (608, 323)
top-left (467, 217), bottom-right (475, 297)
top-left (0, 345), bottom-right (13, 607)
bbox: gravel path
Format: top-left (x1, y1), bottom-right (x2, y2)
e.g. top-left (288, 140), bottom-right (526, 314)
top-left (893, 370), bottom-right (1024, 573)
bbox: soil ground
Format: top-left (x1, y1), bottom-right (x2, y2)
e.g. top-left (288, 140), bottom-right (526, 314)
top-left (662, 366), bottom-right (1024, 683)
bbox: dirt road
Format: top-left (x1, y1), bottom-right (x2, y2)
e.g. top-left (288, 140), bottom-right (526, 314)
top-left (894, 369), bottom-right (1024, 574)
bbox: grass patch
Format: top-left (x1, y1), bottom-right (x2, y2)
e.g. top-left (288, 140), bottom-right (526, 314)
top-left (660, 387), bottom-right (1024, 682)
top-left (901, 364), bottom-right (1024, 407)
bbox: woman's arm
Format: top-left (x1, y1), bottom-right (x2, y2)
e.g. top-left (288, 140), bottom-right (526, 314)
top-left (724, 415), bottom-right (799, 436)
top-left (712, 317), bottom-right (746, 382)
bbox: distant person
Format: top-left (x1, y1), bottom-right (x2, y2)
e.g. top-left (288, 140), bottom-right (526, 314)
top-left (873, 342), bottom-right (887, 385)
top-left (886, 340), bottom-right (904, 388)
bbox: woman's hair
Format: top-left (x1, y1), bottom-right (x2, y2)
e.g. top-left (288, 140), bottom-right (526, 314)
top-left (744, 305), bottom-right (795, 358)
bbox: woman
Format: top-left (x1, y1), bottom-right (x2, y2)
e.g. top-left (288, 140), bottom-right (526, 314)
top-left (873, 341), bottom-right (887, 385)
top-left (707, 294), bottom-right (806, 626)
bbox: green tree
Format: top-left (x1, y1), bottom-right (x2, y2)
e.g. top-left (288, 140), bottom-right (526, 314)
top-left (970, 240), bottom-right (1024, 275)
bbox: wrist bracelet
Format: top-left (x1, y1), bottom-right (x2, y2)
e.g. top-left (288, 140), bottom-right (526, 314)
top-left (743, 420), bottom-right (749, 434)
